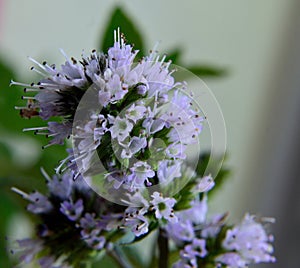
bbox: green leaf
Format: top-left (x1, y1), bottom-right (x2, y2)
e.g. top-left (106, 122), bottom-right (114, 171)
top-left (186, 65), bottom-right (228, 78)
top-left (100, 6), bottom-right (145, 54)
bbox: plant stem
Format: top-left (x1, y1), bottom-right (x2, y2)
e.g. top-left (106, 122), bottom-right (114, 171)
top-left (158, 228), bottom-right (169, 268)
top-left (108, 246), bottom-right (132, 268)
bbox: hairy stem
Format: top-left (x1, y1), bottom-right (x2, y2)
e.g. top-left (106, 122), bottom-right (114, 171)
top-left (158, 228), bottom-right (169, 268)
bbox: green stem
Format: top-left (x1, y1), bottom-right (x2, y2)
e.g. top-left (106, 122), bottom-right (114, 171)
top-left (158, 228), bottom-right (169, 268)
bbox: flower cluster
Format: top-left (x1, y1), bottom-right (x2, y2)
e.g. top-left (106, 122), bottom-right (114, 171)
top-left (167, 192), bottom-right (276, 268)
top-left (12, 170), bottom-right (181, 267)
top-left (11, 30), bottom-right (275, 267)
top-left (12, 170), bottom-right (275, 268)
top-left (13, 30), bottom-right (203, 196)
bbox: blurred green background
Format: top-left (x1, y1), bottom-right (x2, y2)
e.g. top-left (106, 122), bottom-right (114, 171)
top-left (1, 1), bottom-right (300, 267)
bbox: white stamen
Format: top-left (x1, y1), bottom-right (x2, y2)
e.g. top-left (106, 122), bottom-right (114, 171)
top-left (40, 167), bottom-right (52, 182)
top-left (11, 187), bottom-right (29, 199)
top-left (117, 27), bottom-right (120, 44)
top-left (14, 106), bottom-right (29, 110)
top-left (30, 67), bottom-right (46, 76)
top-left (23, 126), bottom-right (48, 132)
top-left (160, 55), bottom-right (166, 64)
top-left (21, 96), bottom-right (35, 100)
top-left (59, 48), bottom-right (71, 64)
top-left (42, 143), bottom-right (54, 149)
top-left (10, 80), bottom-right (38, 88)
top-left (24, 88), bottom-right (40, 92)
top-left (34, 132), bottom-right (49, 135)
top-left (28, 57), bottom-right (49, 75)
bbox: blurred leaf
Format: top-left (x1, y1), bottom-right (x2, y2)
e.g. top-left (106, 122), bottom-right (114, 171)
top-left (100, 6), bottom-right (145, 54)
top-left (195, 152), bottom-right (230, 197)
top-left (122, 246), bottom-right (145, 268)
top-left (92, 254), bottom-right (116, 268)
top-left (173, 181), bottom-right (194, 211)
top-left (165, 48), bottom-right (182, 64)
top-left (0, 188), bottom-right (23, 268)
top-left (148, 248), bottom-right (180, 268)
top-left (186, 65), bottom-right (227, 78)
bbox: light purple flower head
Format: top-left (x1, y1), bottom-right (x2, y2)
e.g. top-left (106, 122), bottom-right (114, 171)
top-left (218, 213), bottom-right (276, 266)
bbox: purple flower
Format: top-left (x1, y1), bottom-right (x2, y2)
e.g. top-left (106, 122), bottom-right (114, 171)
top-left (120, 136), bottom-right (147, 159)
top-left (179, 196), bottom-right (208, 225)
top-left (47, 122), bottom-right (72, 146)
top-left (219, 214), bottom-right (276, 266)
top-left (79, 213), bottom-right (103, 238)
top-left (38, 256), bottom-right (56, 268)
top-left (150, 192), bottom-right (177, 223)
top-left (11, 186), bottom-right (52, 214)
top-left (157, 160), bottom-right (182, 184)
top-left (26, 192), bottom-right (53, 214)
top-left (47, 172), bottom-right (72, 199)
top-left (60, 199), bottom-right (84, 221)
top-left (166, 220), bottom-right (195, 245)
top-left (16, 238), bottom-right (43, 264)
top-left (215, 252), bottom-right (247, 268)
top-left (110, 117), bottom-right (133, 142)
top-left (84, 230), bottom-right (106, 250)
top-left (193, 175), bottom-right (215, 193)
top-left (142, 118), bottom-right (165, 135)
top-left (125, 103), bottom-right (147, 123)
top-left (201, 213), bottom-right (226, 238)
top-left (108, 38), bottom-right (136, 71)
top-left (173, 238), bottom-right (207, 267)
top-left (123, 208), bottom-right (149, 237)
top-left (128, 161), bottom-right (155, 188)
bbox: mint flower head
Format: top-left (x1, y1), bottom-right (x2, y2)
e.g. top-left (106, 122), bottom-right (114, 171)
top-left (13, 29), bottom-right (204, 202)
top-left (11, 29), bottom-right (275, 268)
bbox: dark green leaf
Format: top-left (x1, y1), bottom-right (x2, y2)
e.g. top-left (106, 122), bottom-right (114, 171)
top-left (187, 65), bottom-right (228, 78)
top-left (100, 6), bottom-right (145, 54)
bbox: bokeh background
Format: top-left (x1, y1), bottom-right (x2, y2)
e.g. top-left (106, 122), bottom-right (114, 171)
top-left (1, 0), bottom-right (300, 267)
